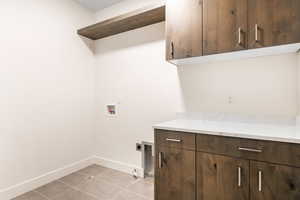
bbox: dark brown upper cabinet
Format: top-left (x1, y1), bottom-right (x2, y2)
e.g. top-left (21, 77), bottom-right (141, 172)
top-left (197, 152), bottom-right (250, 200)
top-left (166, 0), bottom-right (203, 60)
top-left (250, 161), bottom-right (300, 200)
top-left (203, 0), bottom-right (248, 55)
top-left (166, 0), bottom-right (300, 64)
top-left (248, 0), bottom-right (300, 49)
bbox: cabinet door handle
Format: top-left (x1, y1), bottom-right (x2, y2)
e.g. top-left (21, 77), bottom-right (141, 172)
top-left (171, 42), bottom-right (174, 59)
top-left (258, 170), bottom-right (262, 192)
top-left (238, 147), bottom-right (262, 153)
top-left (255, 24), bottom-right (258, 42)
top-left (238, 166), bottom-right (242, 187)
top-left (166, 138), bottom-right (181, 143)
top-left (238, 27), bottom-right (244, 47)
top-left (158, 152), bottom-right (163, 169)
top-left (255, 24), bottom-right (263, 44)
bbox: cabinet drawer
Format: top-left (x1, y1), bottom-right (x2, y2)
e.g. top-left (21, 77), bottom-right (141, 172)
top-left (197, 134), bottom-right (300, 167)
top-left (155, 129), bottom-right (196, 150)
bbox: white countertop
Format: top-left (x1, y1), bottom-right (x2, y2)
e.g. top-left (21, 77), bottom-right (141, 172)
top-left (153, 119), bottom-right (300, 144)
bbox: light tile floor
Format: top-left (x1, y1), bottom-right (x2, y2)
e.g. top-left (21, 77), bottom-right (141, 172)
top-left (12, 165), bottom-right (154, 200)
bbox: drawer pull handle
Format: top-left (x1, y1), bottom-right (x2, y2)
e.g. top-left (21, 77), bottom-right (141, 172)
top-left (166, 138), bottom-right (182, 143)
top-left (238, 147), bottom-right (262, 153)
top-left (258, 170), bottom-right (262, 192)
top-left (158, 152), bottom-right (163, 169)
top-left (238, 166), bottom-right (242, 187)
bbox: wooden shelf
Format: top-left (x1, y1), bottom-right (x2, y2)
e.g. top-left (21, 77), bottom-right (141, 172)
top-left (78, 4), bottom-right (165, 40)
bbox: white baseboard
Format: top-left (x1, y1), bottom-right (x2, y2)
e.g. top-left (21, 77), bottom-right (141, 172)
top-left (92, 156), bottom-right (144, 178)
top-left (0, 157), bottom-right (94, 200)
top-left (1, 156), bottom-right (144, 200)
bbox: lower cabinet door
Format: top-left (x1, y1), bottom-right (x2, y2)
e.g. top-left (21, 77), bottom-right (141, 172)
top-left (197, 152), bottom-right (249, 200)
top-left (155, 146), bottom-right (195, 200)
top-left (250, 161), bottom-right (300, 200)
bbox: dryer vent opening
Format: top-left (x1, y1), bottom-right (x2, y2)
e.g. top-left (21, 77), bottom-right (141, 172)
top-left (142, 142), bottom-right (154, 177)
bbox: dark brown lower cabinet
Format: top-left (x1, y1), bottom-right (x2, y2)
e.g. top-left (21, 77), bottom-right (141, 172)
top-left (250, 161), bottom-right (300, 200)
top-left (155, 130), bottom-right (300, 200)
top-left (155, 145), bottom-right (195, 200)
top-left (197, 152), bottom-right (249, 200)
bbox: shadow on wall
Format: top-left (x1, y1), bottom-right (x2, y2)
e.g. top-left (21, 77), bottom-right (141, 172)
top-left (94, 22), bottom-right (165, 55)
top-left (79, 36), bottom-right (96, 53)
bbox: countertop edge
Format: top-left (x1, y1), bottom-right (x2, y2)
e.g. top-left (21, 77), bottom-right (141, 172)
top-left (153, 125), bottom-right (300, 144)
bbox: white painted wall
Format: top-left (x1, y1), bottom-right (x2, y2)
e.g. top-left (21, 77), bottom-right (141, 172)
top-left (179, 54), bottom-right (298, 117)
top-left (94, 0), bottom-right (182, 168)
top-left (94, 22), bottom-right (184, 168)
top-left (0, 0), bottom-right (96, 191)
top-left (94, 0), bottom-right (299, 170)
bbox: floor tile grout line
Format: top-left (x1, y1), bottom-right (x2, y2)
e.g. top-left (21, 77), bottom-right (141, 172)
top-left (94, 174), bottom-right (141, 189)
top-left (76, 170), bottom-right (106, 176)
top-left (58, 174), bottom-right (151, 200)
top-left (56, 180), bottom-right (102, 200)
top-left (124, 187), bottom-right (152, 200)
top-left (75, 165), bottom-right (111, 176)
top-left (73, 168), bottom-right (141, 190)
top-left (122, 188), bottom-right (151, 200)
top-left (33, 190), bottom-right (52, 200)
top-left (15, 165), bottom-right (153, 200)
top-left (76, 165), bottom-right (139, 182)
top-left (110, 176), bottom-right (154, 199)
top-left (57, 176), bottom-right (130, 200)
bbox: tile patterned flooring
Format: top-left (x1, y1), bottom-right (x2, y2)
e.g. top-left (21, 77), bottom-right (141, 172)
top-left (12, 165), bottom-right (154, 200)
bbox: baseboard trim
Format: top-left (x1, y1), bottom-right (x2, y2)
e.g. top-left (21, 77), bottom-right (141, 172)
top-left (0, 157), bottom-right (94, 200)
top-left (1, 156), bottom-right (144, 200)
top-left (92, 156), bottom-right (144, 178)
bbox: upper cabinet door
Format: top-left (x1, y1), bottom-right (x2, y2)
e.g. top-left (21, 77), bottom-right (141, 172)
top-left (248, 0), bottom-right (300, 49)
top-left (197, 152), bottom-right (250, 200)
top-left (203, 0), bottom-right (248, 55)
top-left (250, 161), bottom-right (300, 200)
top-left (166, 0), bottom-right (203, 60)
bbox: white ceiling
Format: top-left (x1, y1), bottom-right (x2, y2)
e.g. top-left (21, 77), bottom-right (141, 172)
top-left (75, 0), bottom-right (124, 11)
